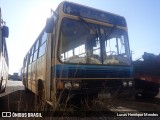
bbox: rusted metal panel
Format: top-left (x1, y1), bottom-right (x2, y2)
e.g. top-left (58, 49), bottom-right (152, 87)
top-left (133, 52), bottom-right (160, 85)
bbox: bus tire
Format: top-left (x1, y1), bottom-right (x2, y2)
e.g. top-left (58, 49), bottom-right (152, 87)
top-left (24, 87), bottom-right (30, 93)
top-left (38, 80), bottom-right (44, 102)
top-left (1, 87), bottom-right (6, 93)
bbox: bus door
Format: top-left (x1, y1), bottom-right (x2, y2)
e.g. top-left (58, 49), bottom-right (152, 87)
top-left (46, 29), bottom-right (56, 101)
top-left (45, 15), bottom-right (57, 103)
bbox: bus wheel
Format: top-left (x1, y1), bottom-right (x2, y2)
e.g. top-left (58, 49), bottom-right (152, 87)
top-left (1, 87), bottom-right (6, 93)
top-left (24, 87), bottom-right (30, 93)
top-left (38, 80), bottom-right (45, 102)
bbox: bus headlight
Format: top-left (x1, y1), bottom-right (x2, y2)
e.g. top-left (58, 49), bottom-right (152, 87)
top-left (123, 81), bottom-right (127, 87)
top-left (128, 81), bottom-right (133, 86)
top-left (72, 82), bottom-right (80, 89)
top-left (64, 82), bottom-right (72, 89)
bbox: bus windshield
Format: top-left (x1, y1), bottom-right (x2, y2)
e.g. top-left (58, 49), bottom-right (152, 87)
top-left (59, 18), bottom-right (131, 65)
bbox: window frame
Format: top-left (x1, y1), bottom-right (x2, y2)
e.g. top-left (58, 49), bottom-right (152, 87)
top-left (38, 32), bottom-right (47, 58)
top-left (33, 39), bottom-right (40, 61)
top-left (29, 46), bottom-right (34, 64)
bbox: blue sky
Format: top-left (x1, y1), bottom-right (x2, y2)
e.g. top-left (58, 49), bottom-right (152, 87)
top-left (1, 0), bottom-right (160, 74)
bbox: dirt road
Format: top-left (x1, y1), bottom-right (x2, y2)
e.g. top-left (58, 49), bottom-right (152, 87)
top-left (0, 80), bottom-right (35, 112)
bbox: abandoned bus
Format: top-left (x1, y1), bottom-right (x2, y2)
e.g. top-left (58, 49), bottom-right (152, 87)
top-left (22, 1), bottom-right (134, 106)
top-left (0, 8), bottom-right (9, 93)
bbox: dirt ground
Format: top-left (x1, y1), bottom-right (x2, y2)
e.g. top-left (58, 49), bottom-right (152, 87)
top-left (0, 80), bottom-right (160, 119)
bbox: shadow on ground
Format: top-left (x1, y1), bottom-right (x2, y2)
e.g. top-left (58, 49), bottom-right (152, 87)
top-left (0, 87), bottom-right (35, 112)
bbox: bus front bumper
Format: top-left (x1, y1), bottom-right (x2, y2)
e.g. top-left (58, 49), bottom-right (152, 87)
top-left (57, 79), bottom-right (135, 97)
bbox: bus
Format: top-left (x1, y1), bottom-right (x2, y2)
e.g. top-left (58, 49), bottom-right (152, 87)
top-left (0, 8), bottom-right (9, 93)
top-left (22, 1), bottom-right (134, 107)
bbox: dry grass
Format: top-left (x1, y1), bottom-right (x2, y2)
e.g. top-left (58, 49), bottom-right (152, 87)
top-left (2, 81), bottom-right (125, 118)
top-left (28, 89), bottom-right (121, 118)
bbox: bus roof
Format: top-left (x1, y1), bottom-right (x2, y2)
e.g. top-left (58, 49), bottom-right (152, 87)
top-left (58, 1), bottom-right (126, 27)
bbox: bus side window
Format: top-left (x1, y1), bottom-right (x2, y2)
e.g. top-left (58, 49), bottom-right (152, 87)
top-left (35, 40), bottom-right (39, 50)
top-left (24, 55), bottom-right (27, 67)
top-left (41, 32), bottom-right (47, 44)
top-left (23, 58), bottom-right (26, 67)
top-left (26, 54), bottom-right (28, 66)
top-left (27, 52), bottom-right (30, 64)
top-left (2, 39), bottom-right (9, 65)
top-left (30, 55), bottom-right (33, 64)
top-left (33, 40), bottom-right (39, 61)
top-left (38, 32), bottom-right (47, 58)
top-left (33, 51), bottom-right (38, 61)
top-left (30, 47), bottom-right (34, 63)
top-left (38, 42), bottom-right (46, 57)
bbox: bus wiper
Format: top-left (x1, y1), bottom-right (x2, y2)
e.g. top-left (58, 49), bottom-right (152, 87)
top-left (78, 17), bottom-right (98, 36)
top-left (105, 25), bottom-right (117, 40)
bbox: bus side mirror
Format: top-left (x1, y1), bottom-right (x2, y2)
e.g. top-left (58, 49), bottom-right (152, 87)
top-left (45, 17), bottom-right (54, 33)
top-left (2, 26), bottom-right (9, 38)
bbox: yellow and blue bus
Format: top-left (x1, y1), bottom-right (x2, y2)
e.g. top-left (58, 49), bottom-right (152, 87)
top-left (0, 8), bottom-right (9, 93)
top-left (22, 1), bottom-right (134, 106)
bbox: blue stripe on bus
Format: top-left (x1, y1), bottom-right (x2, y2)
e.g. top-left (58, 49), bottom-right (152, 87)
top-left (55, 64), bottom-right (133, 78)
